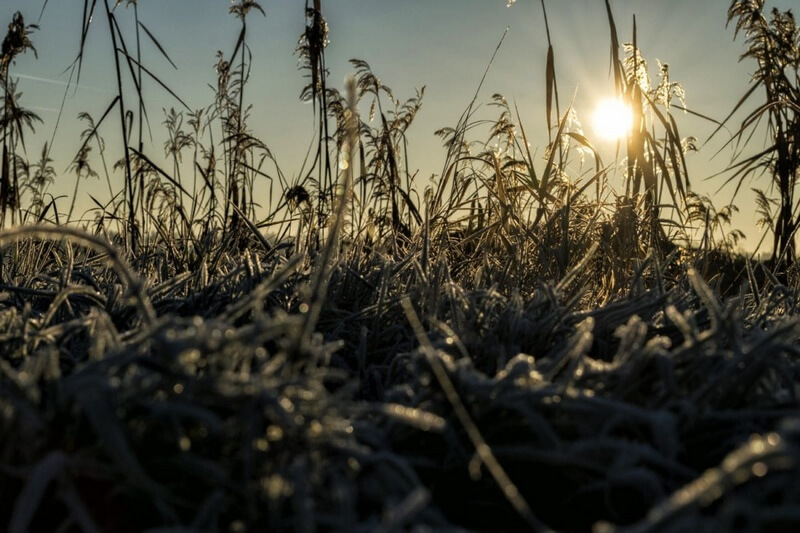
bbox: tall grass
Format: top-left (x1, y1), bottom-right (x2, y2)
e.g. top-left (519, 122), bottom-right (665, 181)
top-left (1, 1), bottom-right (800, 532)
top-left (0, 12), bottom-right (39, 228)
top-left (715, 0), bottom-right (800, 271)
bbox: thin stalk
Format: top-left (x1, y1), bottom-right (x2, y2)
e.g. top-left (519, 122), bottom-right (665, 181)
top-left (104, 0), bottom-right (136, 252)
top-left (134, 3), bottom-right (146, 241)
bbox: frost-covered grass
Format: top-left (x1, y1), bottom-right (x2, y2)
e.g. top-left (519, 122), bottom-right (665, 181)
top-left (1, 1), bottom-right (800, 532)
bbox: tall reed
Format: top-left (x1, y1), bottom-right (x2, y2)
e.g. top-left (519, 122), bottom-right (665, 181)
top-left (717, 0), bottom-right (799, 270)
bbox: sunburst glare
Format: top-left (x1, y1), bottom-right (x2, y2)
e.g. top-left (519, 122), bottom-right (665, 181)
top-left (592, 98), bottom-right (633, 141)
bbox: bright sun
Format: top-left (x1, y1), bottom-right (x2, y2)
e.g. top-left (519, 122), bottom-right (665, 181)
top-left (592, 98), bottom-right (633, 141)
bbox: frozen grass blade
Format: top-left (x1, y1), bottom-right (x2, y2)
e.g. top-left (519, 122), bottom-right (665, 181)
top-left (401, 297), bottom-right (549, 532)
top-left (0, 225), bottom-right (156, 326)
top-left (2, 3), bottom-right (800, 532)
top-left (8, 452), bottom-right (69, 533)
top-left (612, 432), bottom-right (794, 533)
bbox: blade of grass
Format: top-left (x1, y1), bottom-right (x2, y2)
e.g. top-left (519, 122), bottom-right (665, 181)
top-left (400, 297), bottom-right (549, 532)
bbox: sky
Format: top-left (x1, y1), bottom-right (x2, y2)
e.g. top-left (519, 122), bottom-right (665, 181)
top-left (0, 0), bottom-right (796, 253)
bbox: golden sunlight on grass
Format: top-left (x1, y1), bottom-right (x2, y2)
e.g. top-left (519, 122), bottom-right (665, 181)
top-left (3, 1), bottom-right (800, 532)
top-left (592, 97), bottom-right (633, 141)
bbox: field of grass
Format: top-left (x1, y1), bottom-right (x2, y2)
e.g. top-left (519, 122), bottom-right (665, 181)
top-left (2, 1), bottom-right (800, 531)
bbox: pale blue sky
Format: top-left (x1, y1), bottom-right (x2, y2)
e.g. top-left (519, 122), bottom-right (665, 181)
top-left (1, 1), bottom-right (794, 252)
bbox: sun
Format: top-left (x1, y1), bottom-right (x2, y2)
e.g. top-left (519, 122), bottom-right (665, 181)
top-left (592, 98), bottom-right (634, 141)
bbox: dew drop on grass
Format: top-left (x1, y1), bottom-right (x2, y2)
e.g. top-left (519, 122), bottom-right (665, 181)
top-left (179, 349), bottom-right (201, 366)
top-left (267, 424), bottom-right (285, 441)
top-left (279, 397), bottom-right (294, 413)
top-left (261, 475), bottom-right (291, 499)
top-left (308, 420), bottom-right (323, 438)
top-left (752, 461), bottom-right (768, 477)
top-left (749, 435), bottom-right (766, 454)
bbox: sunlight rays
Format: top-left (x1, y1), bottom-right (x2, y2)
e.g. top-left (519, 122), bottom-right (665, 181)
top-left (592, 97), bottom-right (633, 141)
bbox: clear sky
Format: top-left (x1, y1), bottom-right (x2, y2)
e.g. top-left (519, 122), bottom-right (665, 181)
top-left (1, 0), bottom-right (795, 253)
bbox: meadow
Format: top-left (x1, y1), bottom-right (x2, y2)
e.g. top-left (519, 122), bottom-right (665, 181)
top-left (1, 1), bottom-right (800, 531)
